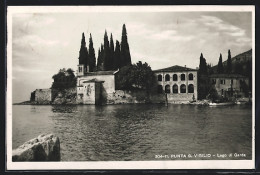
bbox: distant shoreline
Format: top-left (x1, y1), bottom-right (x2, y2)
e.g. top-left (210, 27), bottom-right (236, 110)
top-left (13, 100), bottom-right (210, 105)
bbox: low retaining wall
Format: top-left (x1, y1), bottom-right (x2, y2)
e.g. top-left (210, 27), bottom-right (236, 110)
top-left (12, 134), bottom-right (60, 161)
top-left (106, 90), bottom-right (196, 104)
top-left (106, 90), bottom-right (150, 104)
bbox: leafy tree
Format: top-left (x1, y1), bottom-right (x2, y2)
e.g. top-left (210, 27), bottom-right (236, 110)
top-left (217, 53), bottom-right (224, 74)
top-left (207, 63), bottom-right (214, 75)
top-left (120, 24), bottom-right (132, 67)
top-left (234, 63), bottom-right (243, 74)
top-left (132, 61), bottom-right (156, 93)
top-left (207, 85), bottom-right (220, 102)
top-left (245, 60), bottom-right (252, 91)
top-left (115, 65), bottom-right (134, 90)
top-left (240, 80), bottom-right (250, 97)
top-left (226, 49), bottom-right (232, 73)
top-left (115, 61), bottom-right (156, 93)
top-left (114, 40), bottom-right (121, 70)
top-left (88, 33), bottom-right (96, 72)
top-left (51, 68), bottom-right (76, 89)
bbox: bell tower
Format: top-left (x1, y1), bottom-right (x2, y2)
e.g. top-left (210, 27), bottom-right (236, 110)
top-left (77, 64), bottom-right (84, 76)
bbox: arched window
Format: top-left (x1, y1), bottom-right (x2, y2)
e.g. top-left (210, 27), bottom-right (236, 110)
top-left (158, 74), bottom-right (162, 81)
top-left (180, 84), bottom-right (186, 93)
top-left (165, 85), bottom-right (170, 93)
top-left (189, 73), bottom-right (193, 80)
top-left (181, 74), bottom-right (185, 81)
top-left (173, 74), bottom-right (178, 81)
top-left (172, 84), bottom-right (178, 93)
top-left (157, 85), bottom-right (163, 94)
top-left (188, 84), bottom-right (194, 93)
top-left (165, 74), bottom-right (170, 81)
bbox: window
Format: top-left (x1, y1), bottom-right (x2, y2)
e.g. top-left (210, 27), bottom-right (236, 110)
top-left (180, 84), bottom-right (186, 93)
top-left (231, 79), bottom-right (233, 85)
top-left (157, 85), bottom-right (163, 94)
top-left (165, 74), bottom-right (170, 81)
top-left (173, 74), bottom-right (178, 81)
top-left (165, 85), bottom-right (170, 93)
top-left (189, 73), bottom-right (193, 80)
top-left (181, 74), bottom-right (185, 81)
top-left (188, 84), bottom-right (194, 93)
top-left (212, 79), bottom-right (216, 84)
top-left (158, 75), bottom-right (162, 81)
top-left (79, 67), bottom-right (82, 72)
top-left (79, 94), bottom-right (83, 99)
top-left (172, 84), bottom-right (178, 93)
top-left (220, 79), bottom-right (225, 85)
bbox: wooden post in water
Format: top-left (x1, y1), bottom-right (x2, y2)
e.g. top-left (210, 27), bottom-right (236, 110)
top-left (165, 93), bottom-right (168, 107)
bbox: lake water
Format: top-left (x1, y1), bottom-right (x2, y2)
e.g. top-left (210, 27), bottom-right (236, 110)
top-left (12, 104), bottom-right (252, 161)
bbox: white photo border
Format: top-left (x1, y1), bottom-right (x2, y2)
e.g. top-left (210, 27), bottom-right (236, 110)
top-left (6, 5), bottom-right (255, 170)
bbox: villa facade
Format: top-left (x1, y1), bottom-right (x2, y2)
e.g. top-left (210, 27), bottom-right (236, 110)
top-left (153, 65), bottom-right (198, 102)
top-left (209, 74), bottom-right (249, 98)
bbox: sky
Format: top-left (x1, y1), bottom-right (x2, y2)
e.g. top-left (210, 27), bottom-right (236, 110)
top-left (10, 9), bottom-right (252, 102)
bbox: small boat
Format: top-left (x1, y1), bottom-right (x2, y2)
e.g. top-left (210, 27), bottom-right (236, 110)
top-left (235, 101), bottom-right (247, 105)
top-left (209, 102), bottom-right (235, 106)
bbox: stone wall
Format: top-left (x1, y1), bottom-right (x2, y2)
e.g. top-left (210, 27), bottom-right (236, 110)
top-left (105, 90), bottom-right (150, 104)
top-left (77, 74), bottom-right (115, 94)
top-left (52, 88), bottom-right (77, 104)
top-left (104, 90), bottom-right (195, 104)
top-left (35, 89), bottom-right (52, 103)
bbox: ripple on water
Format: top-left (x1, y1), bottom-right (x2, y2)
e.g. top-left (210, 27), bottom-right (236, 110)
top-left (12, 104), bottom-right (252, 161)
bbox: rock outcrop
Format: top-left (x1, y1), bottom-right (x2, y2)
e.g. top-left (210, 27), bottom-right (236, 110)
top-left (52, 88), bottom-right (77, 105)
top-left (12, 134), bottom-right (60, 161)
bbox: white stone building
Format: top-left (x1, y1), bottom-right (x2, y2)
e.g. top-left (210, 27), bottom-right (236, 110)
top-left (77, 64), bottom-right (118, 104)
top-left (153, 65), bottom-right (198, 102)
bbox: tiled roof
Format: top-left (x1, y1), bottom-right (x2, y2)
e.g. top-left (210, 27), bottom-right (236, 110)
top-left (153, 65), bottom-right (197, 72)
top-left (209, 74), bottom-right (247, 78)
top-left (83, 78), bottom-right (105, 83)
top-left (85, 70), bottom-right (116, 76)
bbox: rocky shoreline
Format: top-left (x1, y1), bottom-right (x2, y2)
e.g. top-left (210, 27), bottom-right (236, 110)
top-left (12, 133), bottom-right (60, 161)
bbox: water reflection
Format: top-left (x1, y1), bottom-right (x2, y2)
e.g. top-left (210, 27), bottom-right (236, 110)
top-left (13, 104), bottom-right (252, 161)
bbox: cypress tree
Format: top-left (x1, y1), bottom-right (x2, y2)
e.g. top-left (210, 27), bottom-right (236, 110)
top-left (217, 53), bottom-right (224, 74)
top-left (114, 40), bottom-right (121, 70)
top-left (84, 47), bottom-right (89, 71)
top-left (100, 44), bottom-right (105, 71)
top-left (110, 33), bottom-right (115, 70)
top-left (97, 44), bottom-right (105, 71)
top-left (199, 53), bottom-right (207, 75)
top-left (103, 30), bottom-right (110, 70)
top-left (97, 48), bottom-right (101, 71)
top-left (88, 33), bottom-right (96, 72)
top-left (120, 24), bottom-right (132, 67)
top-left (226, 49), bottom-right (232, 74)
top-left (78, 33), bottom-right (89, 69)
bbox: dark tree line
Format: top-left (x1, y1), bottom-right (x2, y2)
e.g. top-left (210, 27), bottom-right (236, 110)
top-left (217, 49), bottom-right (232, 74)
top-left (115, 61), bottom-right (156, 94)
top-left (78, 24), bottom-right (132, 72)
top-left (52, 68), bottom-right (77, 89)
